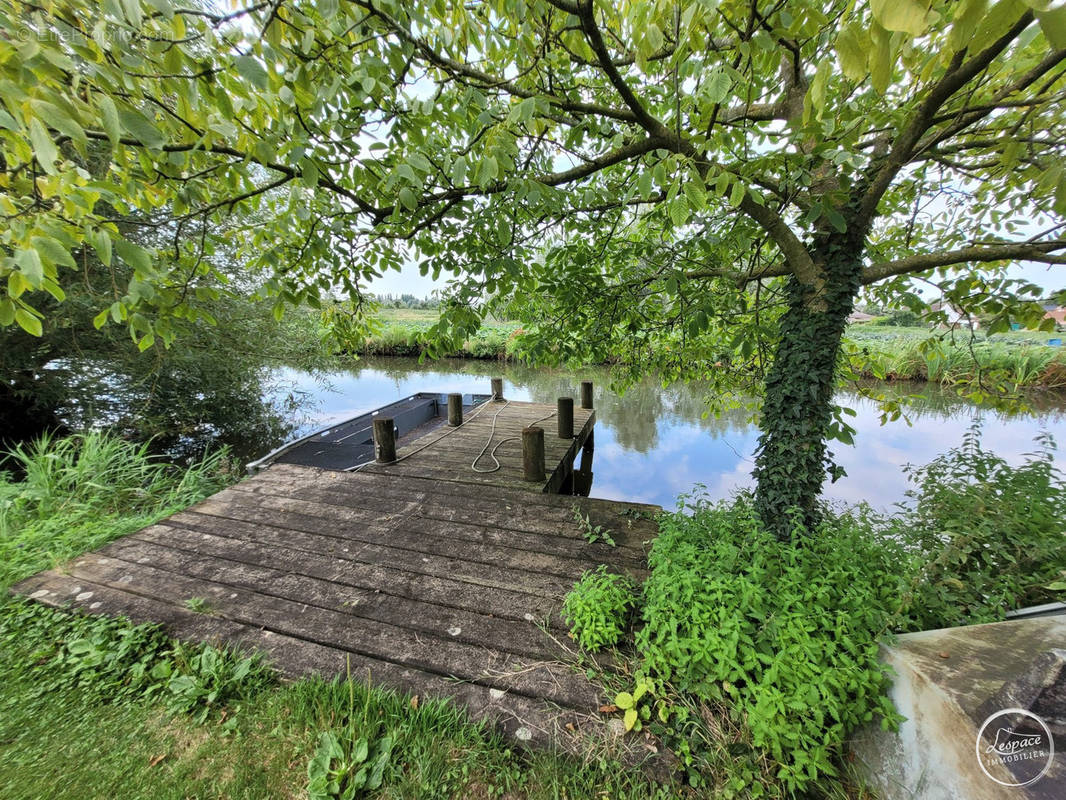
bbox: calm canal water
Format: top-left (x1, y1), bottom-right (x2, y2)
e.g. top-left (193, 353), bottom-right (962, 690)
top-left (263, 357), bottom-right (1066, 511)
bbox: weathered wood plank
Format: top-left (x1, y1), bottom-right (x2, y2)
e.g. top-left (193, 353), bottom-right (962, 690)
top-left (188, 490), bottom-right (645, 582)
top-left (59, 553), bottom-right (601, 710)
top-left (132, 520), bottom-right (571, 628)
top-left (12, 571), bottom-right (578, 747)
top-left (153, 514), bottom-right (576, 598)
top-left (228, 477), bottom-right (650, 561)
top-left (94, 537), bottom-right (567, 660)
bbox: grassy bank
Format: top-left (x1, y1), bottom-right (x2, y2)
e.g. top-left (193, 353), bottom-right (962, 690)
top-left (356, 308), bottom-right (522, 360)
top-left (847, 325), bottom-right (1066, 390)
top-left (354, 312), bottom-right (1066, 391)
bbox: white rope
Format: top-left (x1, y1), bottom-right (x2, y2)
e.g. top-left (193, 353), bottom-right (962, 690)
top-left (470, 401), bottom-right (555, 474)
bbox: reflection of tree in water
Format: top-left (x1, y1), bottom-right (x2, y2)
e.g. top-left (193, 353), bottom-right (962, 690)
top-left (343, 357), bottom-right (1066, 457)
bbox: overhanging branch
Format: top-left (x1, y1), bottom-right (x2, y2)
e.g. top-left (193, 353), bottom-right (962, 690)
top-left (861, 241), bottom-right (1066, 285)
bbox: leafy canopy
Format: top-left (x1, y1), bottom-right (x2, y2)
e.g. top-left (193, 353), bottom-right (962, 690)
top-left (2, 0), bottom-right (1064, 353)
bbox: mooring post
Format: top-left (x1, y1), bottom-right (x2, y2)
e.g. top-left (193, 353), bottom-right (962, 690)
top-left (447, 393), bottom-right (463, 427)
top-left (522, 426), bottom-right (545, 482)
top-left (557, 397), bottom-right (574, 439)
top-left (580, 380), bottom-right (594, 409)
top-left (491, 377), bottom-right (504, 401)
top-left (373, 417), bottom-right (396, 463)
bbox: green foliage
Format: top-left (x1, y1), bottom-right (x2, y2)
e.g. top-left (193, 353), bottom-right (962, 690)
top-left (0, 431), bottom-right (234, 590)
top-left (878, 309), bottom-right (924, 327)
top-left (0, 599), bottom-right (272, 723)
top-left (637, 493), bottom-right (905, 795)
top-left (572, 504), bottom-right (616, 546)
top-left (891, 425), bottom-right (1066, 630)
top-left (561, 565), bottom-right (636, 651)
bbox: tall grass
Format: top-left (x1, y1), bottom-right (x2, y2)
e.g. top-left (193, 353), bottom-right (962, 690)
top-left (847, 333), bottom-right (1066, 390)
top-left (0, 431), bottom-right (234, 590)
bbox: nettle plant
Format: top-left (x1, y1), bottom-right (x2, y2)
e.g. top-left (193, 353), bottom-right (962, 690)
top-left (636, 494), bottom-right (907, 794)
top-left (561, 565), bottom-right (637, 651)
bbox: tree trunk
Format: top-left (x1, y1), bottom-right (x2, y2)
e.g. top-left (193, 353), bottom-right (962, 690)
top-left (752, 242), bottom-right (863, 539)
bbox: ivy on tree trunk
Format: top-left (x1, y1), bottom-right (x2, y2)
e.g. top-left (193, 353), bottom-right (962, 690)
top-left (753, 237), bottom-right (865, 539)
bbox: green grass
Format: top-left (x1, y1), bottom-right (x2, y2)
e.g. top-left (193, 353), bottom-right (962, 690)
top-left (845, 324), bottom-right (1066, 390)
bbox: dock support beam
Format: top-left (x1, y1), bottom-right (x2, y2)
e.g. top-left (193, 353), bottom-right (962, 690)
top-left (522, 426), bottom-right (545, 482)
top-left (491, 377), bottom-right (504, 401)
top-left (447, 393), bottom-right (463, 427)
top-left (373, 417), bottom-right (396, 463)
top-left (557, 397), bottom-right (574, 439)
top-left (580, 381), bottom-right (594, 409)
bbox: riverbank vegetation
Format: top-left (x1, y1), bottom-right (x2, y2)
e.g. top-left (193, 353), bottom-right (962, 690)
top-left (565, 425), bottom-right (1066, 796)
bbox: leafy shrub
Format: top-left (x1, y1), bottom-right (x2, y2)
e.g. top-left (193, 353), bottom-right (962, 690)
top-left (562, 565), bottom-right (636, 651)
top-left (636, 495), bottom-right (905, 794)
top-left (0, 599), bottom-right (272, 721)
top-left (879, 309), bottom-right (924, 327)
top-left (891, 425), bottom-right (1066, 631)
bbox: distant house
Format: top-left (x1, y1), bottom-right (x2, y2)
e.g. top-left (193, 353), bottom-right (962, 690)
top-left (847, 311), bottom-right (876, 324)
top-left (929, 300), bottom-right (979, 330)
top-left (1042, 303), bottom-right (1066, 329)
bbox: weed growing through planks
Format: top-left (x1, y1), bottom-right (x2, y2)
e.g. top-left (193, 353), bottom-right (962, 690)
top-left (571, 504), bottom-right (615, 546)
top-left (561, 565), bottom-right (636, 651)
top-left (183, 596), bottom-right (212, 614)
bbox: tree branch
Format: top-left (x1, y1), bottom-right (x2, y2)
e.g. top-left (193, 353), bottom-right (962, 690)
top-left (861, 240), bottom-right (1066, 285)
top-left (857, 11), bottom-right (1035, 226)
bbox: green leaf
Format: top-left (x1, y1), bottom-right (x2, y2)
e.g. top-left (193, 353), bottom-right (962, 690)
top-left (451, 156), bottom-right (467, 185)
top-left (948, 0), bottom-right (989, 53)
top-left (118, 109), bottom-right (166, 150)
top-left (869, 22), bottom-right (894, 95)
top-left (15, 308), bottom-right (42, 336)
top-left (614, 691), bottom-right (634, 709)
top-left (137, 332), bottom-right (156, 351)
top-left (15, 248), bottom-right (44, 287)
top-left (235, 56), bottom-right (270, 91)
top-left (835, 26), bottom-right (868, 82)
top-left (398, 187), bottom-right (417, 210)
top-left (92, 308), bottom-right (109, 329)
top-left (704, 69), bottom-right (732, 104)
top-left (0, 298), bottom-right (15, 326)
top-left (29, 118), bottom-right (59, 173)
top-left (91, 229), bottom-right (113, 267)
top-left (97, 94), bottom-right (121, 147)
top-left (32, 236), bottom-right (76, 269)
top-left (113, 239), bottom-right (153, 273)
top-left (871, 0), bottom-right (931, 36)
top-left (1037, 4), bottom-right (1066, 49)
top-left (729, 180), bottom-right (747, 208)
top-left (623, 707), bottom-right (638, 731)
top-left (805, 61), bottom-right (831, 123)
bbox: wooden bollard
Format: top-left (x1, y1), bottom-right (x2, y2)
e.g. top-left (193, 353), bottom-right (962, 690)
top-left (522, 426), bottom-right (545, 482)
top-left (491, 377), bottom-right (504, 401)
top-left (557, 397), bottom-right (574, 439)
top-left (373, 417), bottom-right (396, 463)
top-left (580, 380), bottom-right (594, 409)
top-left (447, 393), bottom-right (463, 426)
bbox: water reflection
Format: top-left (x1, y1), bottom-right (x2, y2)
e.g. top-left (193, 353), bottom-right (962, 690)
top-left (263, 357), bottom-right (1066, 511)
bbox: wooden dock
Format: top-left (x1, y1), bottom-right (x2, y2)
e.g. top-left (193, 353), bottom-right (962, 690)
top-left (12, 392), bottom-right (660, 747)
